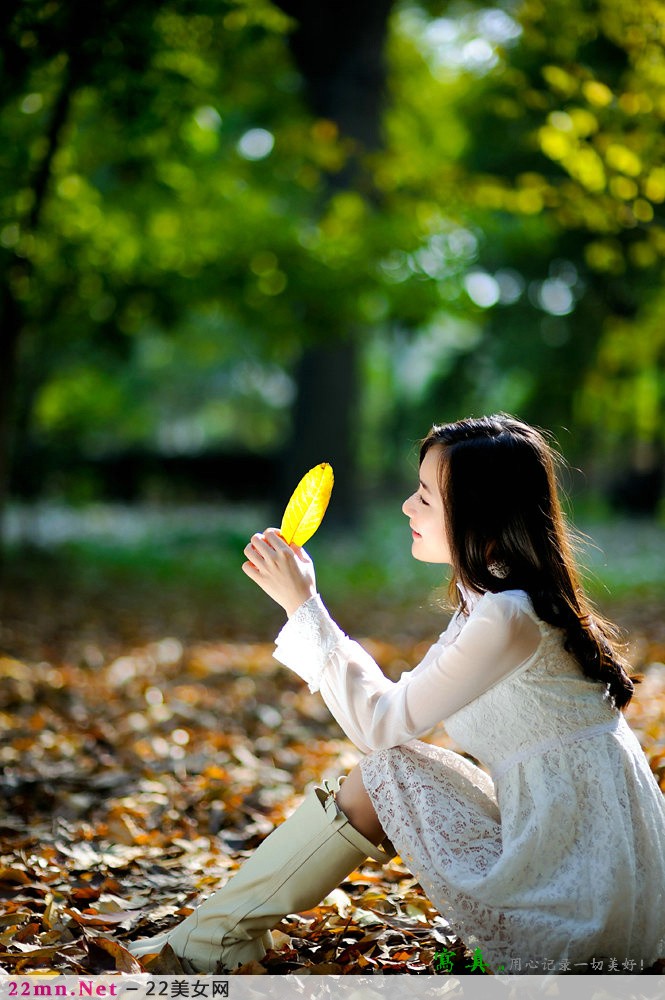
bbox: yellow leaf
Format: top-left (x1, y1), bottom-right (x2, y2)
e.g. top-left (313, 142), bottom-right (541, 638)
top-left (280, 462), bottom-right (334, 545)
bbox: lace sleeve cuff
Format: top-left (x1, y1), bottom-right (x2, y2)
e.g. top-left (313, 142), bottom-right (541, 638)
top-left (273, 593), bottom-right (347, 693)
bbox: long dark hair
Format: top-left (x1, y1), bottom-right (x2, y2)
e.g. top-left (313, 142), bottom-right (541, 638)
top-left (421, 414), bottom-right (636, 709)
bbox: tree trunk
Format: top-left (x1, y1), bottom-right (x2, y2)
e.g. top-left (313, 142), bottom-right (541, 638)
top-left (0, 60), bottom-right (74, 558)
top-left (283, 340), bottom-right (360, 528)
top-left (274, 0), bottom-right (394, 528)
top-left (0, 297), bottom-right (22, 563)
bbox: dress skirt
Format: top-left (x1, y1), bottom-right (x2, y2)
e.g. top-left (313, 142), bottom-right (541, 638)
top-left (360, 733), bottom-right (665, 975)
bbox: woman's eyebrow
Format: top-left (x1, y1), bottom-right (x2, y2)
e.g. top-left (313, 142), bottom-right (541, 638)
top-left (419, 478), bottom-right (430, 492)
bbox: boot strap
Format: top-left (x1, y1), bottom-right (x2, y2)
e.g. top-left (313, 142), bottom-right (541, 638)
top-left (318, 777), bottom-right (396, 862)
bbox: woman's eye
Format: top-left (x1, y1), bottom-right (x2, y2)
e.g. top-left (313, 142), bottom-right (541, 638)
top-left (418, 494), bottom-right (429, 506)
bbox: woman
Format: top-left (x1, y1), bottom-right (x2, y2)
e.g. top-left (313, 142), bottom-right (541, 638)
top-left (129, 414), bottom-right (665, 974)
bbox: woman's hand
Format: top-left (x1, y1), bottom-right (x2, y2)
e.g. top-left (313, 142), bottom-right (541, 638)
top-left (242, 528), bottom-right (317, 617)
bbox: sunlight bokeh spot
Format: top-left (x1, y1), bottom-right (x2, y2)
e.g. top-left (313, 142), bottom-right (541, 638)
top-left (237, 128), bottom-right (274, 160)
top-left (464, 272), bottom-right (500, 308)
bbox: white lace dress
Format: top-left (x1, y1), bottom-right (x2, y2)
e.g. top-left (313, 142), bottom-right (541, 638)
top-left (274, 588), bottom-right (665, 974)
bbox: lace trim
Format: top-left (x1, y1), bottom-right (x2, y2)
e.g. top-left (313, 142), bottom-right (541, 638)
top-left (273, 594), bottom-right (346, 692)
top-left (490, 716), bottom-right (621, 782)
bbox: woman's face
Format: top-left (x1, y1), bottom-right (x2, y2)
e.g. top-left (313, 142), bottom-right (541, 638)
top-left (402, 446), bottom-right (451, 564)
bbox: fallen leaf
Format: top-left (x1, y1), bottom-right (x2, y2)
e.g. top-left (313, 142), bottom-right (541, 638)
top-left (88, 937), bottom-right (143, 973)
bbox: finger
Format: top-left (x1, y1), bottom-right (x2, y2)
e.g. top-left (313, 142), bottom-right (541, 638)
top-left (244, 541), bottom-right (264, 563)
top-left (245, 532), bottom-right (275, 560)
top-left (265, 528), bottom-right (294, 552)
top-left (251, 531), bottom-right (282, 554)
top-left (291, 542), bottom-right (312, 562)
top-left (265, 528), bottom-right (307, 558)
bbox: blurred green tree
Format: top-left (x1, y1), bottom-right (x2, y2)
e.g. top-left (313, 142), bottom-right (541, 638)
top-left (400, 0), bottom-right (665, 496)
top-left (1, 0), bottom-right (309, 517)
top-left (2, 0), bottom-right (665, 544)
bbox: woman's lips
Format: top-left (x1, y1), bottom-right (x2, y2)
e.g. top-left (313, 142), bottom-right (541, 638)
top-left (410, 526), bottom-right (421, 538)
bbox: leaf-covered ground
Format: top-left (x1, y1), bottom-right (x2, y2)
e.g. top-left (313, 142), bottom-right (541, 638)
top-left (1, 549), bottom-right (664, 976)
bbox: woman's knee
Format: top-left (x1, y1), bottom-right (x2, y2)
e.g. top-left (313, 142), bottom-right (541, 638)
top-left (335, 764), bottom-right (386, 844)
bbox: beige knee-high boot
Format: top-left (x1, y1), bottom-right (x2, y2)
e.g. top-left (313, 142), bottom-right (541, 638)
top-left (128, 778), bottom-right (393, 973)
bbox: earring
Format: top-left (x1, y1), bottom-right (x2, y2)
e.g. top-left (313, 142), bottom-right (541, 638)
top-left (488, 560), bottom-right (509, 579)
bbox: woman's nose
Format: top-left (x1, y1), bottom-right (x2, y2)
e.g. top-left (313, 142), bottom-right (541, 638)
top-left (402, 494), bottom-right (414, 516)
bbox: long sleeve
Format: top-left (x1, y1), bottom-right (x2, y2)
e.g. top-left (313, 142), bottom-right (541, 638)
top-left (273, 591), bottom-right (541, 755)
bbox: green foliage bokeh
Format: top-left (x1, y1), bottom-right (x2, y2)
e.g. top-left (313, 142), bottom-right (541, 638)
top-left (2, 0), bottom-right (665, 504)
